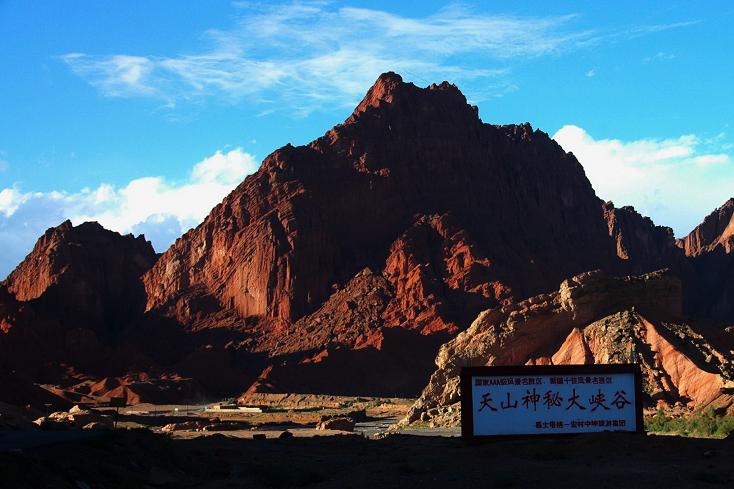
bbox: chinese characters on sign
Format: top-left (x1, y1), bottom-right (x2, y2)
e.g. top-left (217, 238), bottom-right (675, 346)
top-left (462, 366), bottom-right (641, 437)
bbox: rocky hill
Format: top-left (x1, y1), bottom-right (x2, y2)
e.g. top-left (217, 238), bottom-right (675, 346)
top-left (143, 73), bottom-right (672, 332)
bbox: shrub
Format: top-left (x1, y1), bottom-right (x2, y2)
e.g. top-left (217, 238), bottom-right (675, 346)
top-left (645, 407), bottom-right (734, 438)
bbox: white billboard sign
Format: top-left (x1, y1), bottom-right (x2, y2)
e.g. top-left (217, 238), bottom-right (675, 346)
top-left (461, 365), bottom-right (643, 438)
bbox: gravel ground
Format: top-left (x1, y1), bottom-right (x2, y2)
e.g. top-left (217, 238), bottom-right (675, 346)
top-left (1, 428), bottom-right (732, 488)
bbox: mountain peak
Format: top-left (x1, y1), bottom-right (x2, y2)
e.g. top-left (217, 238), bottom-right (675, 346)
top-left (375, 71), bottom-right (403, 86)
top-left (345, 71), bottom-right (477, 129)
top-left (351, 72), bottom-right (407, 117)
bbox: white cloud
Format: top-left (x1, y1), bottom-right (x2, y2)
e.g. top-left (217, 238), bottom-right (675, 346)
top-left (0, 187), bottom-right (30, 217)
top-left (0, 159), bottom-right (9, 172)
top-left (191, 148), bottom-right (261, 183)
top-left (585, 69), bottom-right (596, 78)
top-left (553, 125), bottom-right (734, 237)
top-left (624, 21), bottom-right (700, 36)
top-left (692, 154), bottom-right (729, 167)
top-left (0, 148), bottom-right (258, 278)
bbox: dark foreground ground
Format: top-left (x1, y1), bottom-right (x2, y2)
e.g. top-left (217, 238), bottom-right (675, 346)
top-left (1, 429), bottom-right (733, 489)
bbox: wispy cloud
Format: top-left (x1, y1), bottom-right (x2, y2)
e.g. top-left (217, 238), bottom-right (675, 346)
top-left (62, 53), bottom-right (158, 97)
top-left (568, 19), bottom-right (700, 51)
top-left (553, 125), bottom-right (733, 237)
top-left (643, 51), bottom-right (676, 62)
top-left (0, 148), bottom-right (258, 278)
top-left (626, 20), bottom-right (701, 36)
top-left (60, 4), bottom-right (700, 115)
top-left (58, 2), bottom-right (605, 114)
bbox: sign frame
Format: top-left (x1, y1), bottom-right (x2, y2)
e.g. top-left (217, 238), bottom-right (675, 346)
top-left (460, 364), bottom-right (644, 440)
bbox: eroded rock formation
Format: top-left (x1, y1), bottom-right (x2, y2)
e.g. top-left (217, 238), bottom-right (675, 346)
top-left (404, 270), bottom-right (734, 426)
top-left (142, 73), bottom-right (641, 331)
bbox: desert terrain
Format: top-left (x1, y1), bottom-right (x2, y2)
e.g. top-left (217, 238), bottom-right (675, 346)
top-left (3, 390), bottom-right (734, 488)
top-left (1, 405), bottom-right (733, 489)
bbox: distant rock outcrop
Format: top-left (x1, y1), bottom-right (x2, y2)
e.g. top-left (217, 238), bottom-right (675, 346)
top-left (677, 198), bottom-right (734, 321)
top-left (602, 203), bottom-right (679, 270)
top-left (678, 199), bottom-right (734, 256)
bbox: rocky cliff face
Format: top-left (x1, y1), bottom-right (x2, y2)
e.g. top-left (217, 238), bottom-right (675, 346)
top-left (603, 203), bottom-right (680, 271)
top-left (404, 270), bottom-right (734, 426)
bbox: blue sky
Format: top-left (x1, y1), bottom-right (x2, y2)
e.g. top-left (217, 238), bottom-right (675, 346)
top-left (1, 1), bottom-right (733, 278)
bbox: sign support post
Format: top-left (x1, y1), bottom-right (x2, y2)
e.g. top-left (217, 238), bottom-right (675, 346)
top-left (109, 397), bottom-right (127, 430)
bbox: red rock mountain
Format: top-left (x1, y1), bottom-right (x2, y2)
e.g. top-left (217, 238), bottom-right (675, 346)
top-left (2, 73), bottom-right (733, 405)
top-left (138, 72), bottom-right (696, 398)
top-left (145, 73), bottom-right (620, 328)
